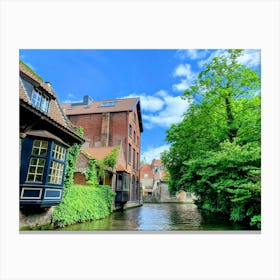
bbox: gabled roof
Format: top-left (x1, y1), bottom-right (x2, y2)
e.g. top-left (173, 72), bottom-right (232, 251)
top-left (141, 164), bottom-right (152, 171)
top-left (81, 146), bottom-right (116, 161)
top-left (19, 61), bottom-right (84, 145)
top-left (62, 96), bottom-right (144, 132)
top-left (81, 146), bottom-right (127, 172)
top-left (151, 159), bottom-right (162, 167)
top-left (62, 98), bottom-right (140, 115)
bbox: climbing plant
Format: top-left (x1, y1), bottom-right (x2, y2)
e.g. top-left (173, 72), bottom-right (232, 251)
top-left (63, 126), bottom-right (84, 193)
top-left (85, 159), bottom-right (99, 186)
top-left (86, 146), bottom-right (120, 185)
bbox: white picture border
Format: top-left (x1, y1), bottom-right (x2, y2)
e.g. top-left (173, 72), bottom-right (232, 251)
top-left (0, 0), bottom-right (279, 279)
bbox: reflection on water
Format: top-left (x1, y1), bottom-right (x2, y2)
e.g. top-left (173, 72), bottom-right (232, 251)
top-left (57, 203), bottom-right (251, 231)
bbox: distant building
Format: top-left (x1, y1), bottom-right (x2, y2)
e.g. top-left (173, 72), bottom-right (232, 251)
top-left (19, 61), bottom-right (84, 209)
top-left (140, 159), bottom-right (165, 197)
top-left (140, 159), bottom-right (195, 203)
top-left (62, 96), bottom-right (143, 207)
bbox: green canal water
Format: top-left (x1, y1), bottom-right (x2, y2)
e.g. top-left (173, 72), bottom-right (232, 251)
top-left (56, 203), bottom-right (253, 231)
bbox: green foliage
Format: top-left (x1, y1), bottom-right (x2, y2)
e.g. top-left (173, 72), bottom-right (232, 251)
top-left (63, 127), bottom-right (84, 193)
top-left (86, 146), bottom-right (119, 184)
top-left (163, 49), bottom-right (261, 228)
top-left (250, 214), bottom-right (261, 229)
top-left (52, 185), bottom-right (115, 228)
top-left (85, 159), bottom-right (99, 186)
top-left (100, 146), bottom-right (119, 169)
top-left (20, 60), bottom-right (44, 82)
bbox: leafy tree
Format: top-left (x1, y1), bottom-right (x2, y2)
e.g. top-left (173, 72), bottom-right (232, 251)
top-left (162, 50), bottom-right (261, 228)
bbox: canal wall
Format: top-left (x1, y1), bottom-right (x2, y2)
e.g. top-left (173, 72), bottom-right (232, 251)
top-left (20, 207), bottom-right (54, 229)
top-left (143, 182), bottom-right (196, 203)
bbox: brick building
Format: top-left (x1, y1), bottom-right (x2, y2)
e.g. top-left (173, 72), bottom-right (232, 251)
top-left (62, 96), bottom-right (143, 206)
top-left (140, 159), bottom-right (165, 197)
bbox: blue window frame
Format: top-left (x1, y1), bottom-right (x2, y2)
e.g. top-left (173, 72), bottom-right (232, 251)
top-left (31, 89), bottom-right (50, 113)
top-left (20, 136), bottom-right (68, 207)
top-left (20, 77), bottom-right (50, 113)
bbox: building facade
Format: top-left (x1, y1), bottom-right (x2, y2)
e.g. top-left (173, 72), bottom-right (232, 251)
top-left (19, 61), bottom-right (84, 210)
top-left (62, 96), bottom-right (143, 206)
top-left (140, 159), bottom-right (165, 197)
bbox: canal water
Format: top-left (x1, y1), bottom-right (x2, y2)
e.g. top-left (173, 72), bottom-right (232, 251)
top-left (56, 203), bottom-right (252, 231)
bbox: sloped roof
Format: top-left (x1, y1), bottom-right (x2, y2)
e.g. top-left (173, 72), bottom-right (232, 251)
top-left (62, 96), bottom-right (144, 133)
top-left (81, 146), bottom-right (116, 161)
top-left (19, 61), bottom-right (84, 144)
top-left (141, 164), bottom-right (152, 171)
top-left (151, 159), bottom-right (162, 166)
top-left (62, 98), bottom-right (140, 115)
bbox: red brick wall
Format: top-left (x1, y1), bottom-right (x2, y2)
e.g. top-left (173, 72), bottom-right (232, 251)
top-left (69, 114), bottom-right (102, 147)
top-left (68, 109), bottom-right (141, 201)
top-left (74, 172), bottom-right (86, 185)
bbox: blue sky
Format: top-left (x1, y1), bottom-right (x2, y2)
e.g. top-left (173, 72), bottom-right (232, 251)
top-left (19, 49), bottom-right (261, 163)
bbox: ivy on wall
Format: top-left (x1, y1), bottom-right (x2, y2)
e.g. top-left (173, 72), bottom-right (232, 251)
top-left (86, 146), bottom-right (119, 185)
top-left (63, 127), bottom-right (84, 193)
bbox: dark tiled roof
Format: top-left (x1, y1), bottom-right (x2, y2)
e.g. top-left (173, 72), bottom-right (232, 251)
top-left (61, 98), bottom-right (140, 115)
top-left (19, 61), bottom-right (84, 144)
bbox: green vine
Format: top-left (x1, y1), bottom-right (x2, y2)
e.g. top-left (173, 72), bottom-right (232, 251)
top-left (85, 146), bottom-right (119, 185)
top-left (63, 127), bottom-right (84, 193)
top-left (85, 159), bottom-right (99, 186)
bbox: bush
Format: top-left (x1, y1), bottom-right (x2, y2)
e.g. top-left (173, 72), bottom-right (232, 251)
top-left (52, 185), bottom-right (115, 228)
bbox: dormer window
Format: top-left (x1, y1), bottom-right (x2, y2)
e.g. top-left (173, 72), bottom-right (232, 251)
top-left (31, 88), bottom-right (50, 113)
top-left (20, 76), bottom-right (50, 114)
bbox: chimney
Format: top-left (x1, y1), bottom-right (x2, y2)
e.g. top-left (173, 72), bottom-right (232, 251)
top-left (83, 95), bottom-right (93, 105)
top-left (45, 82), bottom-right (52, 88)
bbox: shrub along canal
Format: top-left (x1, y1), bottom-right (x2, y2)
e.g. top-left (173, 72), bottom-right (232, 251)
top-left (54, 203), bottom-right (252, 231)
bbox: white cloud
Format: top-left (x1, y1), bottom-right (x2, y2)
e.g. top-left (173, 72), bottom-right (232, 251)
top-left (121, 90), bottom-right (190, 129)
top-left (198, 49), bottom-right (261, 68)
top-left (176, 49), bottom-right (209, 60)
top-left (143, 92), bottom-right (190, 129)
top-left (237, 49), bottom-right (260, 67)
top-left (141, 144), bottom-right (170, 164)
top-left (197, 49), bottom-right (227, 68)
top-left (172, 64), bottom-right (198, 92)
top-left (121, 93), bottom-right (164, 112)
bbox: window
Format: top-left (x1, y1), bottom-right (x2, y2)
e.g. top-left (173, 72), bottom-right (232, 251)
top-left (27, 158), bottom-right (46, 182)
top-left (129, 124), bottom-right (132, 137)
top-left (24, 139), bottom-right (66, 186)
top-left (128, 144), bottom-right (131, 163)
top-left (48, 161), bottom-right (64, 184)
top-left (20, 137), bottom-right (68, 206)
top-left (144, 174), bottom-right (148, 178)
top-left (31, 89), bottom-right (50, 113)
top-left (134, 112), bottom-right (136, 122)
top-left (136, 152), bottom-right (139, 170)
top-left (20, 77), bottom-right (50, 113)
top-left (26, 140), bottom-right (48, 182)
top-left (52, 143), bottom-right (66, 161)
top-left (133, 131), bottom-right (136, 144)
top-left (99, 101), bottom-right (117, 107)
top-left (48, 144), bottom-right (66, 185)
top-left (32, 139), bottom-right (48, 156)
top-left (133, 149), bottom-right (135, 169)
